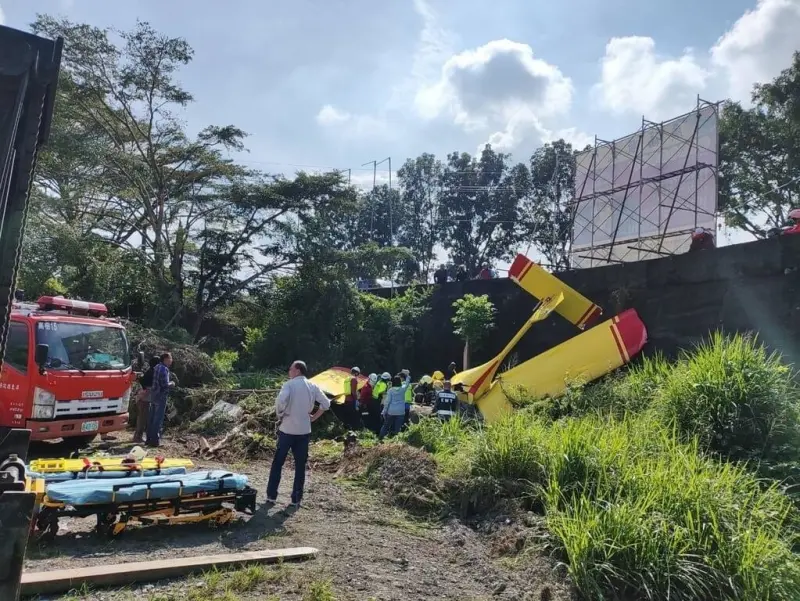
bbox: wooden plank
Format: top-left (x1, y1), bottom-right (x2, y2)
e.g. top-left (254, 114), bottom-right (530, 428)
top-left (21, 547), bottom-right (318, 596)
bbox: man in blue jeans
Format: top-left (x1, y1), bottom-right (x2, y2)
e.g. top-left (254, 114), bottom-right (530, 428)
top-left (267, 360), bottom-right (331, 507)
top-left (379, 375), bottom-right (407, 440)
top-left (146, 353), bottom-right (174, 447)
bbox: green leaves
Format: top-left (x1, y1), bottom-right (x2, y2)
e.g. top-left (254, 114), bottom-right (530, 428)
top-left (451, 294), bottom-right (496, 349)
top-left (719, 52), bottom-right (800, 236)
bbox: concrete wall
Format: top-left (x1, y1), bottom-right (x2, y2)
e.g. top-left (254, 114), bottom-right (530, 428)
top-left (373, 235), bottom-right (800, 374)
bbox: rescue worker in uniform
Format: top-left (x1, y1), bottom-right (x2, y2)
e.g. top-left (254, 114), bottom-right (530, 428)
top-left (446, 361), bottom-right (458, 381)
top-left (344, 367), bottom-right (360, 428)
top-left (400, 369), bottom-right (413, 429)
top-left (435, 380), bottom-right (459, 421)
top-left (373, 372), bottom-right (392, 428)
top-left (414, 375), bottom-right (433, 406)
top-left (359, 373), bottom-right (377, 430)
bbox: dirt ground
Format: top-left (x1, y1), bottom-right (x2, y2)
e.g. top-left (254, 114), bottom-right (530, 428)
top-left (23, 434), bottom-right (574, 601)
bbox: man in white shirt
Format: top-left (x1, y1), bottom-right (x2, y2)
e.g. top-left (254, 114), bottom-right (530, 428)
top-left (266, 360), bottom-right (331, 506)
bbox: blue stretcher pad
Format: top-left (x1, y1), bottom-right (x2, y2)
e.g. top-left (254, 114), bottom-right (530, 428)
top-left (45, 470), bottom-right (249, 505)
top-left (29, 467), bottom-right (188, 482)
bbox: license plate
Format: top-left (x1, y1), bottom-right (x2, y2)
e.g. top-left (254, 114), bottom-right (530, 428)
top-left (82, 390), bottom-right (103, 399)
top-left (81, 421), bottom-right (99, 432)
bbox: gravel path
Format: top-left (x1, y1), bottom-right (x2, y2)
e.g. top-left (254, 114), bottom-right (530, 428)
top-left (24, 437), bottom-right (573, 601)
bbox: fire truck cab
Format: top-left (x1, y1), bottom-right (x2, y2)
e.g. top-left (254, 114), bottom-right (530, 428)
top-left (0, 296), bottom-right (134, 443)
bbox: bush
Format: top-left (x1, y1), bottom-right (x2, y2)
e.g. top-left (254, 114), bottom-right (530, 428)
top-left (453, 412), bottom-right (800, 601)
top-left (126, 322), bottom-right (219, 387)
top-left (657, 333), bottom-right (800, 462)
top-left (401, 415), bottom-right (473, 455)
top-left (511, 354), bottom-right (672, 421)
top-left (211, 350), bottom-right (239, 374)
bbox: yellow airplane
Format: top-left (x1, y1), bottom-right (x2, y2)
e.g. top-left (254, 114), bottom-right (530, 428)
top-left (311, 254), bottom-right (647, 423)
top-left (453, 253), bottom-right (647, 421)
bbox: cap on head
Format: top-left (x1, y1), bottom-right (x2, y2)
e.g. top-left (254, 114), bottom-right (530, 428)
top-left (449, 361), bottom-right (456, 367)
top-left (368, 373), bottom-right (378, 385)
top-left (381, 372), bottom-right (391, 380)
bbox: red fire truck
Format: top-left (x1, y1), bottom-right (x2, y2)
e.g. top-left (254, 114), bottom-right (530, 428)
top-left (0, 296), bottom-right (135, 444)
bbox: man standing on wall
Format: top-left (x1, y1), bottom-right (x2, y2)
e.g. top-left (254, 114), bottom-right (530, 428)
top-left (267, 360), bottom-right (331, 507)
top-left (146, 352), bottom-right (174, 448)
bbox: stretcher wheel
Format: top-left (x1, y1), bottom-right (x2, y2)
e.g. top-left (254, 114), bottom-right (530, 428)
top-left (35, 509), bottom-right (59, 543)
top-left (95, 512), bottom-right (123, 538)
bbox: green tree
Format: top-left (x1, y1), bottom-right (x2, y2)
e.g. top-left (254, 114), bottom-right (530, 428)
top-left (452, 294), bottom-right (496, 369)
top-left (719, 52), bottom-right (800, 237)
top-left (31, 16), bottom-right (246, 323)
top-left (396, 153), bottom-right (443, 281)
top-left (524, 140), bottom-right (577, 271)
top-left (438, 145), bottom-right (530, 275)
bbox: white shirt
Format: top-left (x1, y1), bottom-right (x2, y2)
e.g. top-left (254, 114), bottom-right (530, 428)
top-left (275, 375), bottom-right (331, 435)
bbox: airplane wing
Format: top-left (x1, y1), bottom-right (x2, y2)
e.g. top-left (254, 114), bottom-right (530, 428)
top-left (508, 254), bottom-right (602, 330)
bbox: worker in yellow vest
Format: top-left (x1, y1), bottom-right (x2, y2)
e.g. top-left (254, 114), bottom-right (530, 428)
top-left (343, 367), bottom-right (360, 428)
top-left (400, 369), bottom-right (414, 428)
top-left (371, 372), bottom-right (391, 430)
top-left (372, 372), bottom-right (390, 403)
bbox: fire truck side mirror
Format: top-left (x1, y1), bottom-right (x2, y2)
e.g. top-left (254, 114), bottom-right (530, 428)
top-left (34, 344), bottom-right (49, 372)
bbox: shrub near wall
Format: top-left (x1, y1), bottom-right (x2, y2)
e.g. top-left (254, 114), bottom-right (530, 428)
top-left (656, 333), bottom-right (800, 462)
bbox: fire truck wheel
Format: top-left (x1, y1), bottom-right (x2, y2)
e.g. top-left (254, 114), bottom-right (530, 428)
top-left (63, 434), bottom-right (97, 454)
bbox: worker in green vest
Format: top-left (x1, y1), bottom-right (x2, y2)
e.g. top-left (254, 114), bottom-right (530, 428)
top-left (400, 369), bottom-right (413, 428)
top-left (370, 372), bottom-right (391, 431)
top-left (343, 367), bottom-right (360, 428)
top-left (372, 372), bottom-right (390, 403)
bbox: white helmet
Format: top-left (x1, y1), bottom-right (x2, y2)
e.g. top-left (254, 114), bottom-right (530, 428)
top-left (368, 373), bottom-right (378, 385)
top-left (351, 366), bottom-right (361, 374)
top-left (381, 372), bottom-right (391, 380)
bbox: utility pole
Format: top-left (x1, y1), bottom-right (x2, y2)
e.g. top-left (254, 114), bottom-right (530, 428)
top-left (376, 157), bottom-right (391, 243)
top-left (361, 160), bottom-right (378, 238)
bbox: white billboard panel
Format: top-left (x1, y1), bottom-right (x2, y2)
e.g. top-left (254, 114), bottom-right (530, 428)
top-left (570, 104), bottom-right (718, 266)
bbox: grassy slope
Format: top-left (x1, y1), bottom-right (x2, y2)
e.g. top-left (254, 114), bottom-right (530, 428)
top-left (372, 334), bottom-right (800, 601)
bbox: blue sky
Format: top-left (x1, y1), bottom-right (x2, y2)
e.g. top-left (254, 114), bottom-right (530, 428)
top-left (2, 0), bottom-right (799, 250)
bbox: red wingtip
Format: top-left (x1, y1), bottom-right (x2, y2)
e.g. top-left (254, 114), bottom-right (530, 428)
top-left (508, 254), bottom-right (531, 281)
top-left (614, 309), bottom-right (648, 360)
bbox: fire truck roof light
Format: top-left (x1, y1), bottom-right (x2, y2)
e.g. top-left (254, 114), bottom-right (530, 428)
top-left (35, 296), bottom-right (108, 316)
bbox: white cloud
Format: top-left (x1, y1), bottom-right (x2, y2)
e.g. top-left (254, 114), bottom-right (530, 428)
top-left (314, 104), bottom-right (390, 138)
top-left (710, 0), bottom-right (800, 103)
top-left (408, 0), bottom-right (456, 90)
top-left (416, 39), bottom-right (573, 131)
top-left (316, 105), bottom-right (351, 126)
top-left (595, 37), bottom-right (709, 120)
top-left (594, 0), bottom-right (800, 120)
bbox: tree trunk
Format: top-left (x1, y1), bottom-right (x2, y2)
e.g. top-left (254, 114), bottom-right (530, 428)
top-left (463, 339), bottom-right (469, 370)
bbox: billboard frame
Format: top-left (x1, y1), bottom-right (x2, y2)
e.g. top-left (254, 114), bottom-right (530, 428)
top-left (568, 97), bottom-right (720, 268)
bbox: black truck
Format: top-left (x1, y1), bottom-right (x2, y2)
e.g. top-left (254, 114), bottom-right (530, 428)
top-left (0, 23), bottom-right (63, 601)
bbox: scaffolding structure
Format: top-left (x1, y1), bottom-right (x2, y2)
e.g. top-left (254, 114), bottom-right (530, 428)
top-left (569, 98), bottom-right (720, 269)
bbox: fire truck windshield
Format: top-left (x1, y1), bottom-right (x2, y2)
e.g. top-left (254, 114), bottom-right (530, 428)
top-left (35, 321), bottom-right (130, 371)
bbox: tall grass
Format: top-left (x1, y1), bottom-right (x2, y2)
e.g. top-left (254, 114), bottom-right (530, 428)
top-left (444, 412), bottom-right (800, 601)
top-left (656, 333), bottom-right (800, 462)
